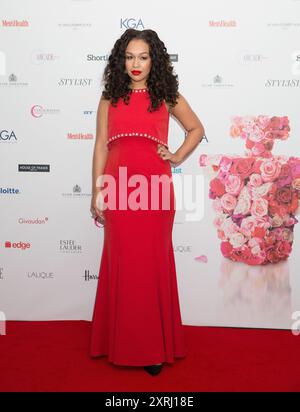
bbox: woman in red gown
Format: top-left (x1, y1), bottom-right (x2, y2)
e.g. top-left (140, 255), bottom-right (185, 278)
top-left (89, 29), bottom-right (205, 375)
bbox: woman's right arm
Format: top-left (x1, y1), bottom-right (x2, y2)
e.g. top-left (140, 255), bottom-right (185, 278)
top-left (90, 96), bottom-right (110, 219)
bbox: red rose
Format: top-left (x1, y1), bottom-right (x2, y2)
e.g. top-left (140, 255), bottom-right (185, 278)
top-left (210, 178), bottom-right (226, 198)
top-left (253, 227), bottom-right (266, 238)
top-left (275, 186), bottom-right (293, 204)
top-left (220, 241), bottom-right (233, 257)
top-left (275, 240), bottom-right (292, 258)
top-left (230, 158), bottom-right (255, 180)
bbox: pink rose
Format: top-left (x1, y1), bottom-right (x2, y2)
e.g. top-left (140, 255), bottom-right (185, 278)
top-left (233, 196), bottom-right (251, 216)
top-left (224, 174), bottom-right (244, 195)
top-left (251, 198), bottom-right (268, 218)
top-left (229, 232), bottom-right (247, 248)
top-left (199, 154), bottom-right (207, 167)
top-left (220, 193), bottom-right (237, 211)
top-left (260, 159), bottom-right (281, 182)
top-left (292, 177), bottom-right (300, 191)
top-left (249, 173), bottom-right (262, 187)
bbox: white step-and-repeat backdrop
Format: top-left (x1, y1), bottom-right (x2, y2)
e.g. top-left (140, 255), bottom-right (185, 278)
top-left (1, 0), bottom-right (300, 330)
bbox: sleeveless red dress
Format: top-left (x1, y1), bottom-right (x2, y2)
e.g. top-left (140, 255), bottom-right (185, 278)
top-left (89, 88), bottom-right (187, 366)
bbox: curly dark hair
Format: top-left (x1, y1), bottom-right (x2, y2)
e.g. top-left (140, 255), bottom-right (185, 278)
top-left (101, 29), bottom-right (179, 112)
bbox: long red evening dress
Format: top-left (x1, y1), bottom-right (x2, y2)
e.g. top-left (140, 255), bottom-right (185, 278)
top-left (89, 87), bottom-right (186, 366)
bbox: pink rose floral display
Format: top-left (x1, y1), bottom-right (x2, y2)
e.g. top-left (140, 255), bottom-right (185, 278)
top-left (199, 116), bottom-right (300, 265)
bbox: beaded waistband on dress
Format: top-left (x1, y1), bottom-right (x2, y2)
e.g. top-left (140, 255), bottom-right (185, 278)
top-left (107, 132), bottom-right (168, 148)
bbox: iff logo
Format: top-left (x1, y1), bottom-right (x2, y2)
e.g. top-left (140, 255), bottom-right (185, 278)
top-left (0, 311), bottom-right (6, 335)
top-left (291, 311), bottom-right (300, 336)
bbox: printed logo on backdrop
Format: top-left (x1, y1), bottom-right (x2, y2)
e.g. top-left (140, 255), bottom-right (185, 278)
top-left (31, 105), bottom-right (60, 118)
top-left (0, 130), bottom-right (17, 143)
top-left (57, 22), bottom-right (92, 30)
top-left (4, 241), bottom-right (31, 250)
top-left (62, 185), bottom-right (91, 197)
top-left (18, 217), bottom-right (48, 225)
top-left (0, 187), bottom-right (20, 194)
top-left (83, 270), bottom-right (99, 281)
top-left (201, 75), bottom-right (234, 88)
top-left (265, 79), bottom-right (300, 87)
top-left (291, 51), bottom-right (300, 75)
top-left (239, 51), bottom-right (269, 64)
top-left (58, 78), bottom-right (93, 86)
top-left (173, 245), bottom-right (192, 253)
top-left (60, 240), bottom-right (82, 253)
top-left (169, 54), bottom-right (178, 63)
top-left (31, 50), bottom-right (60, 65)
top-left (209, 19), bottom-right (237, 28)
top-left (120, 18), bottom-right (144, 30)
top-left (1, 20), bottom-right (29, 27)
top-left (0, 74), bottom-right (29, 87)
top-left (18, 164), bottom-right (50, 172)
top-left (87, 54), bottom-right (109, 62)
top-left (267, 21), bottom-right (300, 29)
top-left (83, 110), bottom-right (95, 116)
top-left (67, 132), bottom-right (94, 140)
top-left (0, 50), bottom-right (5, 75)
top-left (27, 271), bottom-right (54, 280)
top-left (0, 267), bottom-right (4, 280)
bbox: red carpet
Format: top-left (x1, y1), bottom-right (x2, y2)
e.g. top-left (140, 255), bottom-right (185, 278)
top-left (0, 321), bottom-right (299, 392)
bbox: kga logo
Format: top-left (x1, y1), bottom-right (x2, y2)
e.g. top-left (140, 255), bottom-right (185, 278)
top-left (5, 241), bottom-right (31, 250)
top-left (0, 311), bottom-right (6, 335)
top-left (0, 130), bottom-right (17, 141)
top-left (291, 311), bottom-right (300, 336)
top-left (120, 18), bottom-right (144, 29)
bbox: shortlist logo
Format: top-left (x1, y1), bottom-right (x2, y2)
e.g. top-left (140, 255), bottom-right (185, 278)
top-left (291, 50), bottom-right (300, 75)
top-left (0, 311), bottom-right (6, 336)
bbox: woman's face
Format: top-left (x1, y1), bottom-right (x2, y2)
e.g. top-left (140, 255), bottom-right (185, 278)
top-left (124, 39), bottom-right (152, 87)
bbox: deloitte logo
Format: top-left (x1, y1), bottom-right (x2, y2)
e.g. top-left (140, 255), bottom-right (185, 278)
top-left (0, 187), bottom-right (20, 194)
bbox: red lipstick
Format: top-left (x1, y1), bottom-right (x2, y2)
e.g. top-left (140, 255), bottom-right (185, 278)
top-left (131, 70), bottom-right (141, 75)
